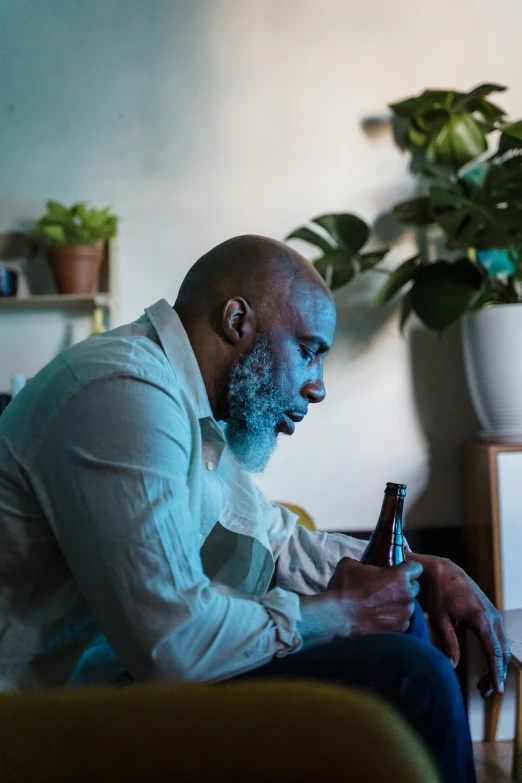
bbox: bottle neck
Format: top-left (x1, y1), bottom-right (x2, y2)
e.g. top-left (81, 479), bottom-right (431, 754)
top-left (375, 492), bottom-right (404, 540)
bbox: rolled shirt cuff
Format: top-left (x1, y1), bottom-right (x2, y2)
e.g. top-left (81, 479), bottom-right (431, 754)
top-left (260, 587), bottom-right (303, 657)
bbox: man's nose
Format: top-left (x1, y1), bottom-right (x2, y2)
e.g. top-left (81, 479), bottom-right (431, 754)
top-left (301, 378), bottom-right (326, 404)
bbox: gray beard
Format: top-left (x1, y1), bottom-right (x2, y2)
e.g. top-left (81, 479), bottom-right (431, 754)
top-left (224, 333), bottom-right (285, 473)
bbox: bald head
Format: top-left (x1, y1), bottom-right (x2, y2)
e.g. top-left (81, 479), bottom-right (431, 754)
top-left (173, 235), bottom-right (336, 468)
top-left (174, 234), bottom-right (332, 328)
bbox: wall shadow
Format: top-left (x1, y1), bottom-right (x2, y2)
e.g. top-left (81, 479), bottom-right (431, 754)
top-left (332, 272), bottom-right (395, 353)
top-left (405, 324), bottom-right (480, 531)
top-left (353, 208), bottom-right (481, 532)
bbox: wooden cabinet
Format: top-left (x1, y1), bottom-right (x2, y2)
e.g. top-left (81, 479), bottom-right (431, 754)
top-left (464, 441), bottom-right (522, 742)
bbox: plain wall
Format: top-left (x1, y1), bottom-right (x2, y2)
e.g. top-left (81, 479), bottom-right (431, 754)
top-left (2, 0), bottom-right (522, 532)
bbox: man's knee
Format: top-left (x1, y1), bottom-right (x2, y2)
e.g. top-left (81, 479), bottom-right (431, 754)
top-left (371, 634), bottom-right (461, 713)
top-left (330, 633), bottom-right (459, 704)
top-left (245, 633), bottom-right (461, 715)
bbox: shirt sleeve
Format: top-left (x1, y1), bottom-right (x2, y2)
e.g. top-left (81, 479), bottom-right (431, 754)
top-left (32, 374), bottom-right (302, 683)
top-left (275, 522), bottom-right (369, 596)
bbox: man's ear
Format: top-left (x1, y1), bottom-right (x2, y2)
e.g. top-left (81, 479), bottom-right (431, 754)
top-left (222, 297), bottom-right (255, 345)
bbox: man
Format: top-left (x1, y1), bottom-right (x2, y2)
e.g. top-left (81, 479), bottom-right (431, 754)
top-left (0, 236), bottom-right (509, 781)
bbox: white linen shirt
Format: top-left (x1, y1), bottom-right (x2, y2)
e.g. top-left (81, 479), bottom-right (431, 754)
top-left (0, 299), bottom-right (367, 690)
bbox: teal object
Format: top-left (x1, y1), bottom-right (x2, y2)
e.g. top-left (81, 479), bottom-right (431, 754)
top-left (476, 249), bottom-right (515, 278)
top-left (460, 160), bottom-right (488, 187)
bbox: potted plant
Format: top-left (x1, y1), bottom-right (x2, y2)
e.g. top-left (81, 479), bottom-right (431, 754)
top-left (286, 83), bottom-right (522, 441)
top-left (32, 201), bottom-right (118, 295)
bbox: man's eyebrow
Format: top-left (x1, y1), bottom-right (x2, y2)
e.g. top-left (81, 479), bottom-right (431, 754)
top-left (300, 334), bottom-right (331, 353)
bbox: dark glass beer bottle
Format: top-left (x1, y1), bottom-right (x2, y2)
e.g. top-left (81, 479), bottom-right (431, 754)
top-left (360, 482), bottom-right (406, 567)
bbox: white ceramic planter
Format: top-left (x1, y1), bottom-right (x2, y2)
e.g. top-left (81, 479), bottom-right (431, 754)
top-left (462, 304), bottom-right (522, 442)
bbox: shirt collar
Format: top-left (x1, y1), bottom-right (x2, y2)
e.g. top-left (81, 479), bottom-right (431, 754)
top-left (143, 299), bottom-right (214, 421)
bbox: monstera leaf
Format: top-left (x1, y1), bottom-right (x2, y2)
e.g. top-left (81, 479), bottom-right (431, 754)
top-left (392, 197), bottom-right (434, 226)
top-left (410, 260), bottom-right (484, 330)
top-left (286, 213), bottom-right (388, 290)
top-left (373, 256), bottom-right (422, 306)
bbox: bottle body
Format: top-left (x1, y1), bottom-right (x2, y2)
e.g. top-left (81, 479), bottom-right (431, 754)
top-left (360, 482), bottom-right (406, 567)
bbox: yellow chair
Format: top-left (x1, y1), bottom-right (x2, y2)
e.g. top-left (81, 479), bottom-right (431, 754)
top-left (277, 502), bottom-right (316, 531)
top-left (0, 680), bottom-right (439, 782)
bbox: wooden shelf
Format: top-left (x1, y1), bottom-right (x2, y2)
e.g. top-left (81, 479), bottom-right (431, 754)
top-left (0, 293), bottom-right (111, 311)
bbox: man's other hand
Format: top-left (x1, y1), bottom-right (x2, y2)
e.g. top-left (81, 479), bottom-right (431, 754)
top-left (327, 557), bottom-right (423, 635)
top-left (409, 553), bottom-right (511, 697)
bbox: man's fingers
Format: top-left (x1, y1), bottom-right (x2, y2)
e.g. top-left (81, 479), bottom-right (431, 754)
top-left (475, 620), bottom-right (506, 694)
top-left (495, 615), bottom-right (511, 674)
top-left (478, 672), bottom-right (495, 699)
top-left (434, 615), bottom-right (460, 668)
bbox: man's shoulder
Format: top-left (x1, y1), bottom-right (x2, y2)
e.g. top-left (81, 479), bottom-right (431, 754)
top-left (61, 320), bottom-right (177, 391)
top-left (0, 323), bottom-right (192, 467)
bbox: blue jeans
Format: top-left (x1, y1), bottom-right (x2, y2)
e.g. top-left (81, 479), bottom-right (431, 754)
top-left (239, 602), bottom-right (475, 783)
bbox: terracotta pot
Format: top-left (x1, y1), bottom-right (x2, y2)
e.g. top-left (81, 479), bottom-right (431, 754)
top-left (48, 243), bottom-right (104, 294)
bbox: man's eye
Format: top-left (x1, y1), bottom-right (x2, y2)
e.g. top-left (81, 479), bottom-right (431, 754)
top-left (300, 346), bottom-right (314, 361)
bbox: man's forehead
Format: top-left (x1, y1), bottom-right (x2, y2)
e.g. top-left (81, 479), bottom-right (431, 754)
top-left (289, 287), bottom-right (336, 345)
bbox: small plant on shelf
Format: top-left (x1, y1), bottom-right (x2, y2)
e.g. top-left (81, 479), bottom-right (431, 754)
top-left (32, 200), bottom-right (118, 295)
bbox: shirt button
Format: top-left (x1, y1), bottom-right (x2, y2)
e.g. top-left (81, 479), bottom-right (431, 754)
top-left (206, 461), bottom-right (214, 472)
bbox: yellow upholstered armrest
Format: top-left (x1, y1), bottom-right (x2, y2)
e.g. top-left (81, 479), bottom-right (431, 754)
top-left (276, 502), bottom-right (316, 531)
top-left (0, 680), bottom-right (439, 782)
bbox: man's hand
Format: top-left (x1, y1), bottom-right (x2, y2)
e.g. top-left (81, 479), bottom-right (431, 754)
top-left (327, 557), bottom-right (423, 635)
top-left (409, 553), bottom-right (511, 696)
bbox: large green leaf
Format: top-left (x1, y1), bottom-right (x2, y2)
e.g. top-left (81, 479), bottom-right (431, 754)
top-left (499, 120), bottom-right (522, 160)
top-left (390, 84), bottom-right (506, 172)
top-left (502, 120), bottom-right (522, 141)
top-left (429, 180), bottom-right (518, 250)
top-left (372, 256), bottom-right (421, 305)
top-left (410, 260), bottom-right (483, 330)
top-left (450, 114), bottom-right (488, 165)
top-left (453, 83), bottom-right (506, 112)
top-left (285, 226), bottom-right (334, 254)
top-left (358, 248), bottom-right (388, 271)
top-left (471, 99), bottom-right (506, 126)
top-left (311, 213), bottom-right (369, 253)
top-left (408, 122), bottom-right (428, 147)
top-left (420, 163), bottom-right (454, 182)
top-left (429, 114), bottom-right (487, 167)
top-left (313, 249), bottom-right (356, 290)
top-left (392, 197), bottom-right (434, 226)
top-left (485, 163), bottom-right (522, 202)
top-left (390, 90), bottom-right (454, 119)
top-left (496, 135), bottom-right (522, 161)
